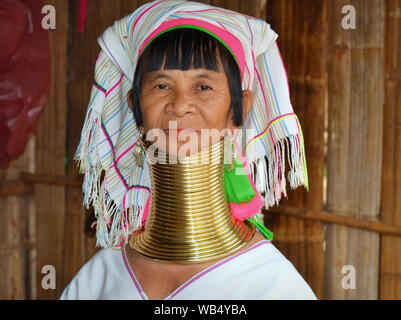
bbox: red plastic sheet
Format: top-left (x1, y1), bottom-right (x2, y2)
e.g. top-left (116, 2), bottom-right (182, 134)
top-left (0, 0), bottom-right (50, 168)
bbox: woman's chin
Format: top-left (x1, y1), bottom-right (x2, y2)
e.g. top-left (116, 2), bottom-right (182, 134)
top-left (145, 128), bottom-right (226, 159)
top-left (148, 138), bottom-right (221, 158)
top-left (151, 140), bottom-right (203, 157)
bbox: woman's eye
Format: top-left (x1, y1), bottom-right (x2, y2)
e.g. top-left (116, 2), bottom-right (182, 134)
top-left (155, 84), bottom-right (169, 90)
top-left (199, 85), bottom-right (211, 91)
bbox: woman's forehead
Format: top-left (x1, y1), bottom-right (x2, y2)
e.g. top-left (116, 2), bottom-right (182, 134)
top-left (145, 68), bottom-right (224, 81)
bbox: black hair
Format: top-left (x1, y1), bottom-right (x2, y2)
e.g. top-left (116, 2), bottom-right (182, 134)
top-left (131, 28), bottom-right (243, 128)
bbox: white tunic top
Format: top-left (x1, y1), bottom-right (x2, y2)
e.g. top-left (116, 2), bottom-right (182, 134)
top-left (60, 237), bottom-right (317, 300)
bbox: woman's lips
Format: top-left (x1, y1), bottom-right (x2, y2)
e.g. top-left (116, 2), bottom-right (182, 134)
top-left (162, 128), bottom-right (200, 134)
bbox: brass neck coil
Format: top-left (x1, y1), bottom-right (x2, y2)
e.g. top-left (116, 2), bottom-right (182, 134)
top-left (129, 137), bottom-right (255, 263)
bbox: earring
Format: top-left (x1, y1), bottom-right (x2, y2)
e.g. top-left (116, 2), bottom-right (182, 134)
top-left (133, 128), bottom-right (145, 168)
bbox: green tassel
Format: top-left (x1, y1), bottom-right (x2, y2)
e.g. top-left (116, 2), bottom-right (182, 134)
top-left (247, 215), bottom-right (274, 241)
top-left (224, 157), bottom-right (256, 204)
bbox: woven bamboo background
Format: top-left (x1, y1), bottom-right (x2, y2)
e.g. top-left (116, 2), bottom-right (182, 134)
top-left (0, 0), bottom-right (400, 299)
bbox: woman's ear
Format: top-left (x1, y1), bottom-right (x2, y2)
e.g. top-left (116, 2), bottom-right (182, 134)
top-left (126, 89), bottom-right (133, 110)
top-left (242, 90), bottom-right (253, 120)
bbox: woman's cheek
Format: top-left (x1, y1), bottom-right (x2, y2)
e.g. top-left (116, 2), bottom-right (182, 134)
top-left (141, 93), bottom-right (164, 115)
top-left (204, 99), bottom-right (231, 119)
top-left (142, 108), bottom-right (162, 130)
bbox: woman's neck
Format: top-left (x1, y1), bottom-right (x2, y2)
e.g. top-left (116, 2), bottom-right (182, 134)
top-left (129, 138), bottom-right (255, 263)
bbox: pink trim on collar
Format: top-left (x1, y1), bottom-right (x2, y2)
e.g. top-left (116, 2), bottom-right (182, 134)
top-left (121, 239), bottom-right (271, 300)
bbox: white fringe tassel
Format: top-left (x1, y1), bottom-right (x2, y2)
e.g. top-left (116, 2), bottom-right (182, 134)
top-left (250, 134), bottom-right (306, 211)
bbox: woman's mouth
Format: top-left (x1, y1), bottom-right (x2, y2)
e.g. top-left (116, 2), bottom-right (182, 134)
top-left (162, 128), bottom-right (200, 135)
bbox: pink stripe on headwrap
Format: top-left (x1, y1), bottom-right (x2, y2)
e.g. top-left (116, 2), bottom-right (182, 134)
top-left (138, 18), bottom-right (246, 80)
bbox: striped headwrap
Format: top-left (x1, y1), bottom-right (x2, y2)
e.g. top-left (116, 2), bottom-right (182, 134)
top-left (75, 0), bottom-right (309, 248)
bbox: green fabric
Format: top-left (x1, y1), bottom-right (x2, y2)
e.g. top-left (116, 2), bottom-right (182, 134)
top-left (224, 157), bottom-right (256, 204)
top-left (247, 215), bottom-right (274, 241)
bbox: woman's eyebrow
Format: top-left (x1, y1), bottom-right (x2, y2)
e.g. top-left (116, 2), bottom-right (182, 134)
top-left (148, 71), bottom-right (219, 82)
top-left (195, 73), bottom-right (217, 81)
top-left (149, 73), bottom-right (170, 81)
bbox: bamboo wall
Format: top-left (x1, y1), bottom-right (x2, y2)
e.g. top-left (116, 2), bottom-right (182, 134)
top-left (0, 0), bottom-right (400, 300)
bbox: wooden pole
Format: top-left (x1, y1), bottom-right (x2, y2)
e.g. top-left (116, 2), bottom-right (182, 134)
top-left (20, 172), bottom-right (82, 187)
top-left (267, 207), bottom-right (401, 237)
top-left (0, 181), bottom-right (34, 196)
top-left (379, 0), bottom-right (401, 300)
top-left (0, 138), bottom-right (35, 299)
top-left (34, 0), bottom-right (68, 300)
top-left (326, 0), bottom-right (384, 299)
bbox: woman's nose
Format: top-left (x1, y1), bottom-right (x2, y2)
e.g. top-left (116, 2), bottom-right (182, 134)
top-left (165, 90), bottom-right (195, 117)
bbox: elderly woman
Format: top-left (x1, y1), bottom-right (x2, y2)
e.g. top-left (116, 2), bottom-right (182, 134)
top-left (61, 0), bottom-right (316, 300)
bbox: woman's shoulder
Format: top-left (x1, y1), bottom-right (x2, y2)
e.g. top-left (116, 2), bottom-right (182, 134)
top-left (241, 239), bottom-right (318, 299)
top-left (241, 231), bottom-right (286, 263)
top-left (59, 248), bottom-right (126, 300)
top-left (75, 247), bottom-right (123, 276)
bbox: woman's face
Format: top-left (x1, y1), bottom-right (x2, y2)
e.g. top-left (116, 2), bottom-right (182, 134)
top-left (128, 57), bottom-right (252, 156)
